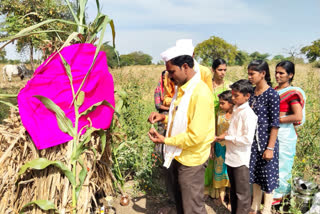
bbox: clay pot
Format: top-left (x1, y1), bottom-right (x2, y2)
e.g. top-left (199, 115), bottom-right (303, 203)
top-left (120, 195), bottom-right (130, 206)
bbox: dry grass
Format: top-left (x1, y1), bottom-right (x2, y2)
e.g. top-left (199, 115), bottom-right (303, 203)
top-left (109, 65), bottom-right (164, 102)
top-left (0, 63), bottom-right (115, 213)
top-left (0, 108), bottom-right (114, 213)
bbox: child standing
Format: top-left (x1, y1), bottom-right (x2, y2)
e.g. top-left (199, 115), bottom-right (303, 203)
top-left (209, 90), bottom-right (233, 207)
top-left (215, 79), bottom-right (258, 214)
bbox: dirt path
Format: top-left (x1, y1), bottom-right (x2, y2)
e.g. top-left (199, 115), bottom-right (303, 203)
top-left (109, 193), bottom-right (230, 214)
top-left (101, 172), bottom-right (231, 214)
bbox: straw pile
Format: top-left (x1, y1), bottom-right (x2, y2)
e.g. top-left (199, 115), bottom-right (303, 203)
top-left (0, 108), bottom-right (114, 213)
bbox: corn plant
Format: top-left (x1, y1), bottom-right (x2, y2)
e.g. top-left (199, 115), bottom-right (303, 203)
top-left (0, 0), bottom-right (115, 213)
top-left (0, 94), bottom-right (18, 110)
top-left (18, 54), bottom-right (113, 213)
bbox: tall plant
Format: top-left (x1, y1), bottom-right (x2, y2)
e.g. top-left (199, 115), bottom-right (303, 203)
top-left (0, 0), bottom-right (115, 213)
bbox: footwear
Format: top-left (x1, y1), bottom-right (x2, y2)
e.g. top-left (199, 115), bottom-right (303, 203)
top-left (272, 198), bottom-right (282, 206)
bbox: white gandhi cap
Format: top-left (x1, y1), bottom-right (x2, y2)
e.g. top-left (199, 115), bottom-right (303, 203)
top-left (160, 39), bottom-right (194, 62)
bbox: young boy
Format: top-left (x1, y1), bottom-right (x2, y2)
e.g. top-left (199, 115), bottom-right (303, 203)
top-left (215, 79), bottom-right (258, 214)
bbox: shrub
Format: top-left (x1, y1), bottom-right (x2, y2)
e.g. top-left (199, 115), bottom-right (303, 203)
top-left (110, 67), bottom-right (165, 194)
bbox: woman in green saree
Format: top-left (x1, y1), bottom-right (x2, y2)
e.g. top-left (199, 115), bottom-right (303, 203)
top-left (204, 59), bottom-right (232, 207)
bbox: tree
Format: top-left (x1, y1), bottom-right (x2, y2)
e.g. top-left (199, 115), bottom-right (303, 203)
top-left (194, 36), bottom-right (238, 66)
top-left (0, 0), bottom-right (74, 70)
top-left (120, 51), bottom-right (152, 66)
top-left (271, 55), bottom-right (285, 63)
top-left (284, 46), bottom-right (302, 63)
top-left (272, 55), bottom-right (285, 61)
top-left (157, 60), bottom-right (164, 65)
top-left (249, 51), bottom-right (270, 61)
top-left (100, 42), bottom-right (119, 68)
top-left (301, 39), bottom-right (320, 62)
top-left (234, 50), bottom-right (249, 66)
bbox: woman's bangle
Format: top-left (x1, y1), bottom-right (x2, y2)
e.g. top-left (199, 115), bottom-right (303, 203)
top-left (266, 147), bottom-right (274, 151)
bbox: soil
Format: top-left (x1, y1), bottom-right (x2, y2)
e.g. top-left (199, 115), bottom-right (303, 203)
top-left (101, 180), bottom-right (230, 214)
top-left (110, 194), bottom-right (230, 214)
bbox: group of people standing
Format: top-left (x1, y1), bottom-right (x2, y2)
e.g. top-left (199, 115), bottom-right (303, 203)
top-left (149, 39), bottom-right (306, 214)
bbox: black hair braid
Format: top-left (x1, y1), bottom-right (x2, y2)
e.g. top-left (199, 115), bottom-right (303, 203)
top-left (265, 71), bottom-right (272, 87)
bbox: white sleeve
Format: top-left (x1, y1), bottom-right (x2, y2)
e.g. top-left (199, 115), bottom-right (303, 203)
top-left (225, 112), bottom-right (257, 146)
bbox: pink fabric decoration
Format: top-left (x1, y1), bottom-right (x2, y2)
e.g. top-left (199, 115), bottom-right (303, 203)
top-left (18, 43), bottom-right (115, 150)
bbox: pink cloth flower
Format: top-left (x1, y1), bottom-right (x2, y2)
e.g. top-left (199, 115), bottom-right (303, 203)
top-left (18, 43), bottom-right (115, 150)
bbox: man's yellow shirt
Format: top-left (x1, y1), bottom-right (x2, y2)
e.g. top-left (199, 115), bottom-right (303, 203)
top-left (164, 79), bottom-right (215, 166)
top-left (199, 64), bottom-right (213, 93)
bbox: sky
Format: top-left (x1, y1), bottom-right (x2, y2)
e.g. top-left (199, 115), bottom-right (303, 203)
top-left (4, 0), bottom-right (320, 63)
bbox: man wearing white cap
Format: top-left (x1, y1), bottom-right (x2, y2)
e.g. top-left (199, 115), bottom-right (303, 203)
top-left (176, 39), bottom-right (213, 93)
top-left (148, 45), bottom-right (215, 214)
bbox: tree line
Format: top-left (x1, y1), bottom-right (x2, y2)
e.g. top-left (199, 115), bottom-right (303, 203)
top-left (1, 1), bottom-right (320, 68)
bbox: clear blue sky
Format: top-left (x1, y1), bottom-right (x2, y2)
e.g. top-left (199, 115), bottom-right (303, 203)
top-left (5, 0), bottom-right (320, 63)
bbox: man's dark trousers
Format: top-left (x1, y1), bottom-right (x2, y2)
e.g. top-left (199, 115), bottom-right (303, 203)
top-left (169, 159), bottom-right (207, 214)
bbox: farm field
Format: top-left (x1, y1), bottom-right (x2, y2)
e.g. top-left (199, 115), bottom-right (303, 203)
top-left (0, 63), bottom-right (319, 213)
top-left (109, 63), bottom-right (320, 180)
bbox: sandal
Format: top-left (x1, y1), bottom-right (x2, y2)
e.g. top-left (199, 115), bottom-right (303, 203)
top-left (272, 198), bottom-right (282, 206)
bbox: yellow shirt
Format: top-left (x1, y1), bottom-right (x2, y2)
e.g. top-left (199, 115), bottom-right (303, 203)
top-left (199, 65), bottom-right (213, 93)
top-left (164, 79), bottom-right (215, 166)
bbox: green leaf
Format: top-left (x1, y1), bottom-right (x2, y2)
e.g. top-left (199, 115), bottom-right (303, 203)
top-left (82, 126), bottom-right (98, 141)
top-left (71, 139), bottom-right (90, 162)
top-left (0, 94), bottom-right (18, 98)
top-left (71, 127), bottom-right (97, 162)
top-left (91, 146), bottom-right (97, 159)
top-left (87, 14), bottom-right (106, 43)
top-left (72, 15), bottom-right (114, 102)
top-left (115, 90), bottom-right (128, 100)
top-left (64, 0), bottom-right (79, 24)
top-left (94, 15), bottom-right (111, 59)
top-left (95, 0), bottom-right (101, 13)
top-left (115, 99), bottom-right (124, 114)
top-left (17, 19), bottom-right (76, 36)
top-left (78, 0), bottom-right (88, 33)
top-left (114, 141), bottom-right (129, 154)
top-left (0, 100), bottom-right (18, 110)
top-left (34, 95), bottom-right (75, 137)
top-left (58, 53), bottom-right (75, 97)
top-left (75, 158), bottom-right (87, 200)
top-left (110, 19), bottom-right (116, 48)
top-left (20, 200), bottom-right (57, 214)
top-left (0, 30), bottom-right (65, 49)
top-left (18, 158), bottom-right (76, 186)
top-left (76, 91), bottom-right (85, 107)
top-left (98, 129), bottom-right (107, 155)
top-left (79, 100), bottom-right (114, 117)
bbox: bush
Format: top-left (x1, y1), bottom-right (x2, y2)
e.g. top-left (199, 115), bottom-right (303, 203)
top-left (120, 51), bottom-right (152, 67)
top-left (311, 60), bottom-right (320, 68)
top-left (109, 68), bottom-right (164, 194)
top-left (100, 42), bottom-right (119, 68)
